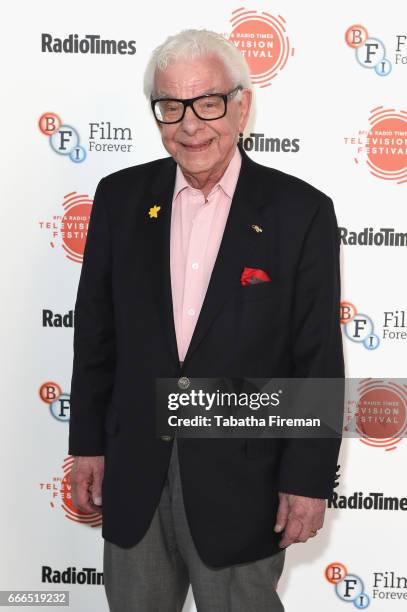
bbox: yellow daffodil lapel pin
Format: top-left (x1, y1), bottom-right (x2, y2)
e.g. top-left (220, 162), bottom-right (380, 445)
top-left (149, 204), bottom-right (161, 219)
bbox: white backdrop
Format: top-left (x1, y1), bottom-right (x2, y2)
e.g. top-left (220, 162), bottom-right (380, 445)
top-left (1, 1), bottom-right (406, 610)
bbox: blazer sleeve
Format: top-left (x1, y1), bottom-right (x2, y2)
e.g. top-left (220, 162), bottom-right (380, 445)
top-left (68, 179), bottom-right (115, 456)
top-left (277, 195), bottom-right (345, 499)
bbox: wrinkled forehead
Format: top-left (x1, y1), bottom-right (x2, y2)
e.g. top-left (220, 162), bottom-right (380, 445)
top-left (153, 55), bottom-right (233, 98)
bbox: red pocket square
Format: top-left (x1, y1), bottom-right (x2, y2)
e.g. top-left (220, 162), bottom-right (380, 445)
top-left (241, 267), bottom-right (271, 286)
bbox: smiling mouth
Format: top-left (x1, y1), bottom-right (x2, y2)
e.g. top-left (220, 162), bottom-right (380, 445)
top-left (181, 139), bottom-right (214, 152)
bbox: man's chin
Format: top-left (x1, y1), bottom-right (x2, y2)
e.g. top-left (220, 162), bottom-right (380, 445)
top-left (178, 154), bottom-right (216, 176)
top-left (179, 159), bottom-right (213, 174)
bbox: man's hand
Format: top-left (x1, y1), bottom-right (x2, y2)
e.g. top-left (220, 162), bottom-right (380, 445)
top-left (274, 492), bottom-right (326, 548)
top-left (70, 456), bottom-right (105, 514)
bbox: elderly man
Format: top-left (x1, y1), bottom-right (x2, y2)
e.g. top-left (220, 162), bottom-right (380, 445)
top-left (69, 29), bottom-right (344, 612)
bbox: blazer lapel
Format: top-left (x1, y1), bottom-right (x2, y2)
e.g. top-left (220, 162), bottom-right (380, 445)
top-left (143, 157), bottom-right (180, 370)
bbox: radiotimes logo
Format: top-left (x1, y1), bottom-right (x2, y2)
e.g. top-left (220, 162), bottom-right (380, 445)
top-left (38, 112), bottom-right (134, 162)
top-left (345, 25), bottom-right (407, 76)
top-left (227, 8), bottom-right (294, 88)
top-left (39, 381), bottom-right (70, 422)
top-left (329, 470), bottom-right (407, 511)
top-left (38, 192), bottom-right (92, 263)
top-left (42, 309), bottom-right (74, 328)
top-left (41, 33), bottom-right (136, 55)
top-left (339, 226), bottom-right (407, 247)
top-left (42, 565), bottom-right (103, 585)
top-left (39, 457), bottom-right (102, 528)
top-left (345, 378), bottom-right (407, 452)
top-left (238, 132), bottom-right (300, 153)
top-left (41, 565), bottom-right (104, 585)
top-left (344, 107), bottom-right (407, 183)
top-left (325, 563), bottom-right (370, 608)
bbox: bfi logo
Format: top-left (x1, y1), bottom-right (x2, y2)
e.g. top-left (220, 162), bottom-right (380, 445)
top-left (38, 112), bottom-right (86, 163)
top-left (341, 302), bottom-right (407, 349)
top-left (38, 112), bottom-right (134, 160)
top-left (325, 563), bottom-right (370, 609)
top-left (345, 25), bottom-right (392, 76)
top-left (39, 381), bottom-right (70, 421)
top-left (341, 302), bottom-right (380, 350)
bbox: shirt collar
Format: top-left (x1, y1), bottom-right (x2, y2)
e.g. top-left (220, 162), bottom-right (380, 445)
top-left (173, 146), bottom-right (242, 201)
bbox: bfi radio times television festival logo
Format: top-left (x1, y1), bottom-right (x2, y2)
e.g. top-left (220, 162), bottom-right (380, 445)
top-left (227, 8), bottom-right (294, 88)
top-left (344, 107), bottom-right (407, 183)
top-left (345, 379), bottom-right (407, 452)
top-left (38, 111), bottom-right (134, 163)
top-left (39, 381), bottom-right (70, 422)
top-left (38, 192), bottom-right (92, 263)
top-left (39, 457), bottom-right (102, 528)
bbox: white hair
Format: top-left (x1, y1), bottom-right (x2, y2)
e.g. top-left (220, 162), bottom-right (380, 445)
top-left (143, 28), bottom-right (252, 98)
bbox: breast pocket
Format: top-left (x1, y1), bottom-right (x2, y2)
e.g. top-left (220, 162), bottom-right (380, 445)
top-left (237, 280), bottom-right (277, 303)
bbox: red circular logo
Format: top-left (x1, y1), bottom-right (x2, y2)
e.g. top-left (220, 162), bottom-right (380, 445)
top-left (229, 9), bottom-right (294, 87)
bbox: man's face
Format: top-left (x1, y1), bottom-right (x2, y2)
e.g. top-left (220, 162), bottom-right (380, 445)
top-left (153, 55), bottom-right (251, 178)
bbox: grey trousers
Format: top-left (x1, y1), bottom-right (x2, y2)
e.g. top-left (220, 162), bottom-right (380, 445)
top-left (104, 438), bottom-right (285, 612)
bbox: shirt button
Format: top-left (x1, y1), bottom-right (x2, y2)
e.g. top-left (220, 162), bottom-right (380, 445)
top-left (187, 307), bottom-right (195, 316)
top-left (192, 262), bottom-right (199, 270)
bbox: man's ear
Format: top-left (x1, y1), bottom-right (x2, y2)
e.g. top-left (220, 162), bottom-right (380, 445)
top-left (238, 88), bottom-right (252, 133)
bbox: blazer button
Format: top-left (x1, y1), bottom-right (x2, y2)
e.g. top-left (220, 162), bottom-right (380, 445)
top-left (178, 376), bottom-right (190, 390)
top-left (160, 435), bottom-right (174, 442)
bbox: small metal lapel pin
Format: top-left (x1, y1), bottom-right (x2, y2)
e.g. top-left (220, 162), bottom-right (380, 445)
top-left (251, 224), bottom-right (263, 233)
top-left (149, 204), bottom-right (161, 218)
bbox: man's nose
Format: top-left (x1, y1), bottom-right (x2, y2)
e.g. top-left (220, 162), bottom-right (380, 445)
top-left (179, 106), bottom-right (203, 134)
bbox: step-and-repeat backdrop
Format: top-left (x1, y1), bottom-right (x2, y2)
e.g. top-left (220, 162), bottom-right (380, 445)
top-left (1, 1), bottom-right (406, 610)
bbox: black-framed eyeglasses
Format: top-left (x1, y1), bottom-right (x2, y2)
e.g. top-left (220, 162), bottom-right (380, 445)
top-left (151, 86), bottom-right (243, 124)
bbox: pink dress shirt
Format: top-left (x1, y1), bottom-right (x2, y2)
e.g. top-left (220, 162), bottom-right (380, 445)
top-left (170, 147), bottom-right (242, 363)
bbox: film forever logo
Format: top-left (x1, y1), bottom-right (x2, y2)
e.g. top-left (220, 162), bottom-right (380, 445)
top-left (38, 112), bottom-right (134, 162)
top-left (345, 24), bottom-right (407, 76)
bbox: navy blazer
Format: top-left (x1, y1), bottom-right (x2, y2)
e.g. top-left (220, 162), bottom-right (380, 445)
top-left (69, 145), bottom-right (345, 566)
